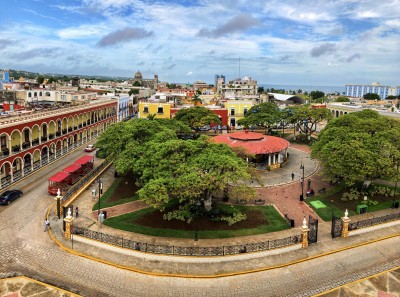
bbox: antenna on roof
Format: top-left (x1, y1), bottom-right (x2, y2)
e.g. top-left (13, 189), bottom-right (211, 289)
top-left (239, 57), bottom-right (241, 78)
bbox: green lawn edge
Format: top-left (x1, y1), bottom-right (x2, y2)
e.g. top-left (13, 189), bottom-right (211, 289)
top-left (92, 177), bottom-right (139, 211)
top-left (103, 204), bottom-right (290, 239)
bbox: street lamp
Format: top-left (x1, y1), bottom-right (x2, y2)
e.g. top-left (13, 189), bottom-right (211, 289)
top-left (97, 178), bottom-right (103, 216)
top-left (194, 200), bottom-right (201, 241)
top-left (300, 162), bottom-right (305, 201)
top-left (392, 180), bottom-right (398, 209)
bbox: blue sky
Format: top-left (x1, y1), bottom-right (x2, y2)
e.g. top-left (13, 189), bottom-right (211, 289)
top-left (0, 0), bottom-right (399, 86)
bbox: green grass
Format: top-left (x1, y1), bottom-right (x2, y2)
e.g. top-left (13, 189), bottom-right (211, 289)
top-left (309, 200), bottom-right (327, 209)
top-left (92, 177), bottom-right (139, 211)
top-left (103, 204), bottom-right (290, 239)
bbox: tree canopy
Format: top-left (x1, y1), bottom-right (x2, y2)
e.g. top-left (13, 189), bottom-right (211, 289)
top-left (237, 102), bottom-right (281, 128)
top-left (363, 93), bottom-right (380, 100)
top-left (96, 118), bottom-right (253, 224)
top-left (310, 90), bottom-right (325, 100)
top-left (311, 110), bottom-right (400, 187)
top-left (174, 106), bottom-right (221, 129)
top-left (335, 96), bottom-right (350, 102)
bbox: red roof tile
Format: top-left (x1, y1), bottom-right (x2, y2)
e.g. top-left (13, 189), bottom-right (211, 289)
top-left (211, 131), bottom-right (289, 155)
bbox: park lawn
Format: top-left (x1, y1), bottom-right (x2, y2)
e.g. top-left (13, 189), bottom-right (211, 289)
top-left (306, 184), bottom-right (398, 221)
top-left (103, 204), bottom-right (290, 239)
top-left (92, 177), bottom-right (139, 211)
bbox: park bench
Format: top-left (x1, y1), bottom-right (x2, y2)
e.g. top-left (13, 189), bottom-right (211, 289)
top-left (254, 199), bottom-right (265, 205)
top-left (236, 199), bottom-right (247, 205)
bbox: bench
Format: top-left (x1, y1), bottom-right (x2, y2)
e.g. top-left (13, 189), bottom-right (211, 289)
top-left (254, 199), bottom-right (265, 205)
top-left (236, 199), bottom-right (247, 205)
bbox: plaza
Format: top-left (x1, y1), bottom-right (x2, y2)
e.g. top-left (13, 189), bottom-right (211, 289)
top-left (0, 138), bottom-right (398, 297)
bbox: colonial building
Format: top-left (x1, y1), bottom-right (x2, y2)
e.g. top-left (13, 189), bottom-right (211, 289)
top-left (217, 76), bottom-right (258, 99)
top-left (0, 100), bottom-right (117, 189)
top-left (130, 70), bottom-right (159, 90)
top-left (223, 100), bottom-right (254, 128)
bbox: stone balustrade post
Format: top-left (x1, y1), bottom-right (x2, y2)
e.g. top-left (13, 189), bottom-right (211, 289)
top-left (300, 217), bottom-right (309, 248)
top-left (63, 207), bottom-right (74, 239)
top-left (341, 209), bottom-right (351, 238)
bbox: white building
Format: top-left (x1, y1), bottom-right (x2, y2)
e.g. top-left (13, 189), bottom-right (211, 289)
top-left (345, 82), bottom-right (400, 99)
top-left (217, 76), bottom-right (258, 99)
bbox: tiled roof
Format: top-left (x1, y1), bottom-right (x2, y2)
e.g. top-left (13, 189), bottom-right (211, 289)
top-left (211, 131), bottom-right (289, 155)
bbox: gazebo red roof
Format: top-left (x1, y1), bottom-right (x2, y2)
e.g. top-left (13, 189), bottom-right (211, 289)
top-left (211, 131), bottom-right (289, 155)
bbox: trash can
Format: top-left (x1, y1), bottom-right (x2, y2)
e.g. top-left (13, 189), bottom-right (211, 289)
top-left (356, 204), bottom-right (368, 214)
top-left (300, 194), bottom-right (304, 201)
top-left (394, 201), bottom-right (399, 209)
top-left (102, 211), bottom-right (107, 219)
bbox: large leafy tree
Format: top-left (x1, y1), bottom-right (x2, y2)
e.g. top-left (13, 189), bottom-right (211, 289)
top-left (310, 90), bottom-right (325, 100)
top-left (312, 110), bottom-right (400, 187)
top-left (136, 137), bottom-right (253, 221)
top-left (174, 106), bottom-right (221, 129)
top-left (97, 118), bottom-right (253, 224)
top-left (237, 102), bottom-right (281, 128)
top-left (284, 105), bottom-right (331, 139)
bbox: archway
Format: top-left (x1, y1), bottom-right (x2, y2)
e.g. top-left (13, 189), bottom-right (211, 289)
top-left (41, 146), bottom-right (49, 165)
top-left (23, 153), bottom-right (32, 175)
top-left (12, 157), bottom-right (23, 181)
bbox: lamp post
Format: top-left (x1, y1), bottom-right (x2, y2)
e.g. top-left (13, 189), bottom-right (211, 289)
top-left (194, 199), bottom-right (201, 241)
top-left (55, 188), bottom-right (62, 219)
top-left (392, 180), bottom-right (398, 208)
top-left (300, 162), bottom-right (305, 201)
top-left (97, 178), bottom-right (103, 216)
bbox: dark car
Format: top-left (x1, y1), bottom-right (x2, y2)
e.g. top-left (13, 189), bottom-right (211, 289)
top-left (0, 190), bottom-right (23, 205)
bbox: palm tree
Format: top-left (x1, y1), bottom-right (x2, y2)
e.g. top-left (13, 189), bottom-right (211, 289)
top-left (191, 93), bottom-right (202, 106)
top-left (147, 114), bottom-right (156, 120)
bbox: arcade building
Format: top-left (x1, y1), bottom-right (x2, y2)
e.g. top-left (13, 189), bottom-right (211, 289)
top-left (0, 100), bottom-right (117, 189)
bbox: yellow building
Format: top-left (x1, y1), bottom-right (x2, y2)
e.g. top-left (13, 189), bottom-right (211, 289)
top-left (224, 100), bottom-right (254, 127)
top-left (137, 101), bottom-right (172, 119)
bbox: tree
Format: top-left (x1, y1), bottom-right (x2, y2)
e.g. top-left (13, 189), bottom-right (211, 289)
top-left (136, 137), bottom-right (254, 222)
top-left (285, 105), bottom-right (331, 139)
top-left (174, 107), bottom-right (221, 129)
top-left (97, 118), bottom-right (253, 224)
top-left (133, 81), bottom-right (141, 87)
top-left (363, 93), bottom-right (380, 100)
top-left (191, 93), bottom-right (202, 106)
top-left (257, 86), bottom-right (265, 94)
top-left (237, 102), bottom-right (281, 128)
top-left (311, 109), bottom-right (400, 187)
top-left (37, 76), bottom-right (45, 84)
top-left (128, 89), bottom-right (139, 96)
top-left (310, 90), bottom-right (325, 100)
top-left (335, 96), bottom-right (350, 102)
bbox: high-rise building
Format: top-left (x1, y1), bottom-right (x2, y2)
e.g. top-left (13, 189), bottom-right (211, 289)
top-left (215, 74), bottom-right (225, 87)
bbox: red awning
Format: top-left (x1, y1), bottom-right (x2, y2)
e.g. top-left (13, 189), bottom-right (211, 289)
top-left (48, 171), bottom-right (70, 183)
top-left (75, 155), bottom-right (94, 166)
top-left (63, 164), bottom-right (81, 174)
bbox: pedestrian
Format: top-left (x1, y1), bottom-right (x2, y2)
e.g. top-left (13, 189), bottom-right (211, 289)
top-left (44, 219), bottom-right (50, 232)
top-left (75, 207), bottom-right (79, 218)
top-left (291, 172), bottom-right (295, 181)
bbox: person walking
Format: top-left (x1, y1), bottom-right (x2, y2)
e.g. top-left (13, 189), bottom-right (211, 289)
top-left (44, 219), bottom-right (50, 232)
top-left (75, 207), bottom-right (79, 218)
top-left (291, 172), bottom-right (295, 181)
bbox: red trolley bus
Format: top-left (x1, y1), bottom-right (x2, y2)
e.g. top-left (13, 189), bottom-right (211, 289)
top-left (63, 164), bottom-right (82, 185)
top-left (74, 155), bottom-right (94, 175)
top-left (48, 171), bottom-right (71, 195)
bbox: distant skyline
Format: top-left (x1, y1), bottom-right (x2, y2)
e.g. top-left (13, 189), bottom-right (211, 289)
top-left (0, 0), bottom-right (399, 86)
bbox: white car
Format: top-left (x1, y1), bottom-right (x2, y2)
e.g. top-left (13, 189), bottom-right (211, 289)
top-left (84, 144), bottom-right (96, 152)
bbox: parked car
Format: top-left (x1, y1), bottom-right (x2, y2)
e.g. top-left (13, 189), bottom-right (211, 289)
top-left (84, 144), bottom-right (96, 152)
top-left (0, 190), bottom-right (23, 205)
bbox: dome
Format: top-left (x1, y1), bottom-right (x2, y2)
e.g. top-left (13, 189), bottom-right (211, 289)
top-left (134, 70), bottom-right (142, 80)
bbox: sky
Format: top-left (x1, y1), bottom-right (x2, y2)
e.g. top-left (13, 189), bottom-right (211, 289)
top-left (0, 0), bottom-right (399, 86)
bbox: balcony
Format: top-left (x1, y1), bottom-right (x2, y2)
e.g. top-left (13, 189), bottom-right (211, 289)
top-left (41, 136), bottom-right (47, 142)
top-left (68, 127), bottom-right (73, 132)
top-left (12, 146), bottom-right (21, 153)
top-left (56, 131), bottom-right (61, 137)
top-left (62, 129), bottom-right (67, 134)
top-left (32, 139), bottom-right (40, 146)
top-left (49, 134), bottom-right (55, 140)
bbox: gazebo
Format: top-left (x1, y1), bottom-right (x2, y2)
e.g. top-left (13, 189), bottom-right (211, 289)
top-left (211, 131), bottom-right (290, 169)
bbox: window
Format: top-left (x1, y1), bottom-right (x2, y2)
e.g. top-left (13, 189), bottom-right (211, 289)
top-left (143, 106), bottom-right (149, 113)
top-left (157, 106), bottom-right (164, 114)
top-left (39, 92), bottom-right (42, 96)
top-left (45, 92), bottom-right (50, 96)
top-left (28, 92), bottom-right (32, 98)
top-left (73, 96), bottom-right (78, 100)
top-left (61, 95), bottom-right (67, 100)
top-left (230, 108), bottom-right (235, 116)
top-left (244, 107), bottom-right (248, 115)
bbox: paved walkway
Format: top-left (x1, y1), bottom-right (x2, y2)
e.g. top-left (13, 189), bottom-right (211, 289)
top-left (1, 142), bottom-right (399, 297)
